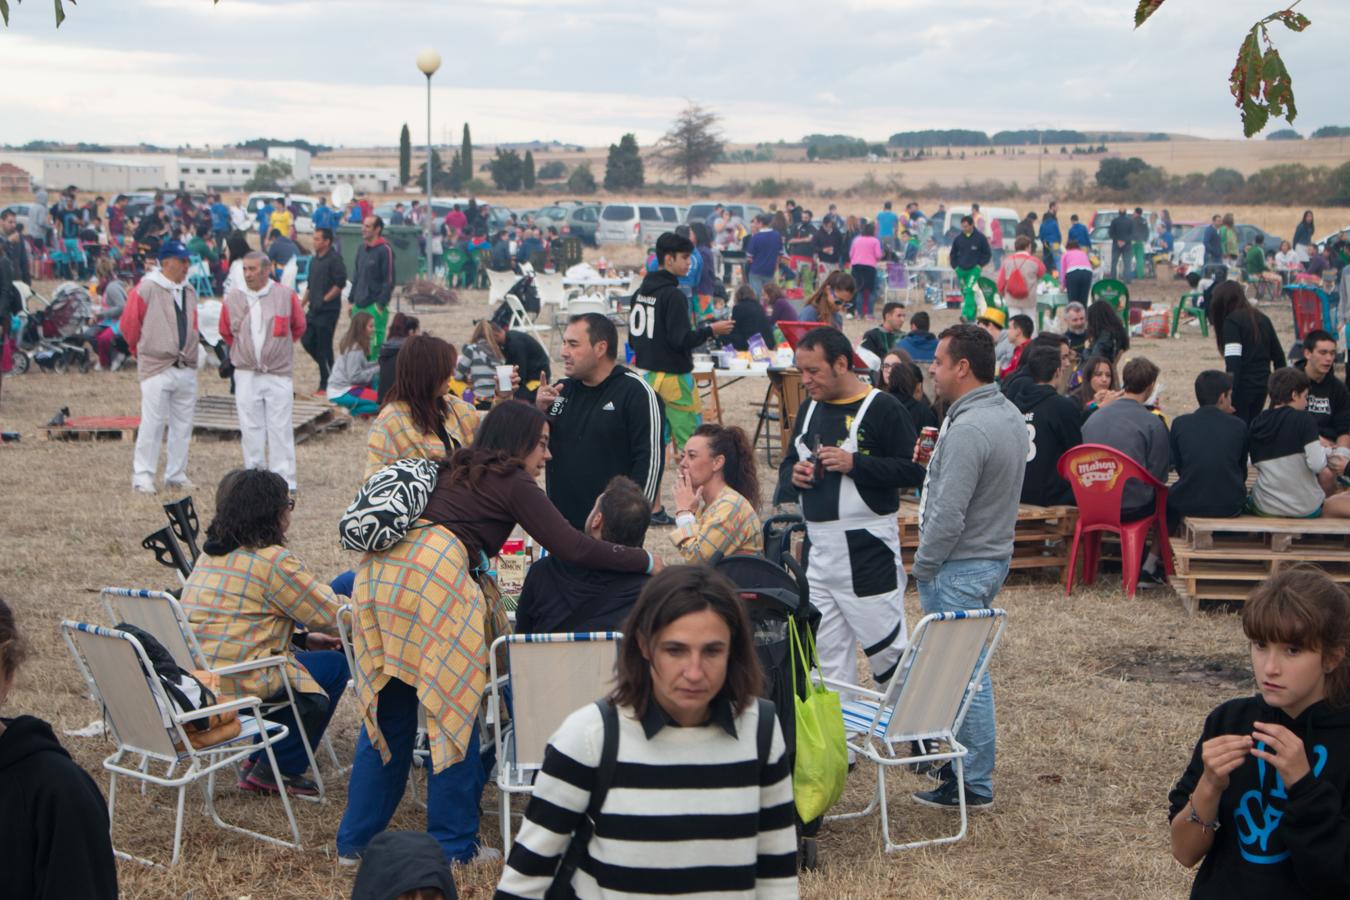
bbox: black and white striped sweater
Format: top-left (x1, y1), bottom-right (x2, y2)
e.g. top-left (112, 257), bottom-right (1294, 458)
top-left (494, 700), bottom-right (799, 899)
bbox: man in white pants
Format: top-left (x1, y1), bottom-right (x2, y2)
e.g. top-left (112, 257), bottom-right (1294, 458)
top-left (119, 240), bottom-right (199, 494)
top-left (775, 327), bottom-right (926, 689)
top-left (220, 251), bottom-right (306, 491)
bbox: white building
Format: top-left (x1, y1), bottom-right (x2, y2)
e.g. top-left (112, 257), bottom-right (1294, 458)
top-left (0, 149), bottom-right (396, 195)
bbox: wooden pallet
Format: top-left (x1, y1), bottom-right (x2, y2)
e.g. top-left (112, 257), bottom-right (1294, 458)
top-left (899, 502), bottom-right (1077, 577)
top-left (1184, 516), bottom-right (1350, 553)
top-left (1174, 516), bottom-right (1350, 613)
top-left (43, 415), bottom-right (140, 442)
top-left (192, 394), bottom-right (351, 444)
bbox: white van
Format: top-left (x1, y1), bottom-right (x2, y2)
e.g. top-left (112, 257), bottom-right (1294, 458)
top-left (598, 202), bottom-right (684, 245)
top-left (931, 204), bottom-right (1020, 253)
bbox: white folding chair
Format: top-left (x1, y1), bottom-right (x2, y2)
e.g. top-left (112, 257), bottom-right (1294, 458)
top-left (824, 609), bottom-right (1008, 852)
top-left (487, 268), bottom-right (518, 307)
top-left (489, 632), bottom-right (622, 854)
top-left (100, 587), bottom-right (334, 801)
top-left (62, 620), bottom-right (301, 866)
top-left (504, 292), bottom-right (553, 340)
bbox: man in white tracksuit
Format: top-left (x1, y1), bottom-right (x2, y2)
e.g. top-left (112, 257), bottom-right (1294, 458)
top-left (119, 240), bottom-right (199, 494)
top-left (776, 327), bottom-right (925, 688)
top-left (220, 251), bottom-right (307, 491)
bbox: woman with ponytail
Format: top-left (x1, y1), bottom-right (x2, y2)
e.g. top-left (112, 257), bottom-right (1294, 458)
top-left (670, 423), bottom-right (764, 564)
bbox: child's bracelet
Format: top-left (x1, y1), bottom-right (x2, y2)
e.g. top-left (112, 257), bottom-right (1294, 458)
top-left (1186, 801), bottom-right (1220, 833)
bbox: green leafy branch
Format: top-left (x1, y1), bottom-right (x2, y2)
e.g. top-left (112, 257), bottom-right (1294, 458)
top-left (0, 0), bottom-right (218, 28)
top-left (1136, 0), bottom-right (1312, 138)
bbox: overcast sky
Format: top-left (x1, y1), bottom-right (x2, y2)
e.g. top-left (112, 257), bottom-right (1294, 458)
top-left (3, 0), bottom-right (1346, 148)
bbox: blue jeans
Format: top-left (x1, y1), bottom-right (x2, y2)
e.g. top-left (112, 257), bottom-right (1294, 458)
top-left (252, 649), bottom-right (349, 776)
top-left (916, 558), bottom-right (1009, 797)
top-left (336, 677), bottom-right (487, 864)
top-left (747, 272), bottom-right (772, 299)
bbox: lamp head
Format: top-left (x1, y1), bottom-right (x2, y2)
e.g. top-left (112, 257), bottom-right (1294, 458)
top-left (416, 49), bottom-right (442, 77)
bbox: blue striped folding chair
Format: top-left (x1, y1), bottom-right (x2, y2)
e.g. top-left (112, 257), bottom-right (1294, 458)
top-left (825, 608), bottom-right (1008, 852)
top-left (61, 620), bottom-right (301, 866)
top-left (489, 631), bottom-right (623, 853)
top-left (188, 255), bottom-right (214, 297)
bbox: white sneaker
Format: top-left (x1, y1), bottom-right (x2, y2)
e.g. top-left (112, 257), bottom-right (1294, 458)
top-left (337, 854), bottom-right (361, 868)
top-left (132, 483), bottom-right (157, 495)
top-left (471, 846), bottom-right (503, 863)
top-left (165, 479), bottom-right (195, 491)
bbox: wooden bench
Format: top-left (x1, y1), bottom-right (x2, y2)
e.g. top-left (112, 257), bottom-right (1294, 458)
top-left (898, 501), bottom-right (1078, 576)
top-left (43, 415), bottom-right (140, 442)
top-left (1174, 516), bottom-right (1350, 614)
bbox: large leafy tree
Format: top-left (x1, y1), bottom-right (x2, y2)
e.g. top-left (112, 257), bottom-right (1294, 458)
top-left (1135, 1), bottom-right (1312, 137)
top-left (489, 148), bottom-right (524, 191)
top-left (653, 103), bottom-right (723, 192)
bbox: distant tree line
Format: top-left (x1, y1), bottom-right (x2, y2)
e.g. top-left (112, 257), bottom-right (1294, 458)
top-left (1094, 156), bottom-right (1350, 205)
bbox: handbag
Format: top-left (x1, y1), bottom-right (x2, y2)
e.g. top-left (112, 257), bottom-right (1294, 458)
top-left (788, 617), bottom-right (848, 821)
top-left (339, 457), bottom-right (439, 552)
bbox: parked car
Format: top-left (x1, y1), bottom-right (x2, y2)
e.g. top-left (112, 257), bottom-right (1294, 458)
top-left (534, 203), bottom-right (601, 246)
top-left (684, 202), bottom-right (767, 228)
top-left (931, 204), bottom-right (1020, 253)
top-left (1172, 222), bottom-right (1281, 274)
top-left (244, 193), bottom-right (317, 234)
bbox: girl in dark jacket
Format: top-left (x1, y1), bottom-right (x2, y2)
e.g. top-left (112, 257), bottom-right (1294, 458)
top-left (1208, 281), bottom-right (1286, 422)
top-left (1085, 299), bottom-right (1130, 366)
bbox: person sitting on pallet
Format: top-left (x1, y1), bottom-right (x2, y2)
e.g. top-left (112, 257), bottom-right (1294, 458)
top-left (1293, 329), bottom-right (1350, 450)
top-left (1014, 345), bottom-right (1082, 507)
top-left (1248, 367), bottom-right (1350, 519)
top-left (1167, 371), bottom-right (1249, 534)
top-left (1082, 357), bottom-right (1172, 588)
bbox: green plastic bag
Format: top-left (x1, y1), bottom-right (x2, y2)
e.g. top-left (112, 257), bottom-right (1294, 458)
top-left (789, 618), bottom-right (848, 821)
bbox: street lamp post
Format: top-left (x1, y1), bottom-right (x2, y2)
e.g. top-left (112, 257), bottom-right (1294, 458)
top-left (416, 49), bottom-right (441, 285)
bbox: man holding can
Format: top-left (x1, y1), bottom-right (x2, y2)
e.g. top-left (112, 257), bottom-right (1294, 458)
top-left (911, 323), bottom-right (1027, 811)
top-left (775, 327), bottom-right (925, 693)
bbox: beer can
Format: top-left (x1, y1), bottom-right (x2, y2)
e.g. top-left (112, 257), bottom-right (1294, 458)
top-left (919, 426), bottom-right (939, 453)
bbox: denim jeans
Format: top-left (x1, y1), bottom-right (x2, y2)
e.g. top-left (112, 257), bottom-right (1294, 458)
top-left (747, 272), bottom-right (772, 300)
top-left (335, 677), bottom-right (487, 864)
top-left (916, 557), bottom-right (1009, 797)
top-left (252, 649), bottom-right (349, 776)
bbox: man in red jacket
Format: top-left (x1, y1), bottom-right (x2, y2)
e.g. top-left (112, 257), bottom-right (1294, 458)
top-left (220, 252), bottom-right (307, 492)
top-left (119, 240), bottom-right (199, 494)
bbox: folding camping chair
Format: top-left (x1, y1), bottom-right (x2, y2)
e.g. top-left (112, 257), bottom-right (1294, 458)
top-left (884, 262), bottom-right (912, 305)
top-left (504, 292), bottom-right (553, 341)
top-left (99, 587), bottom-right (336, 800)
top-left (62, 620), bottom-right (301, 866)
top-left (824, 609), bottom-right (1008, 853)
top-left (487, 268), bottom-right (518, 307)
top-left (489, 632), bottom-right (622, 854)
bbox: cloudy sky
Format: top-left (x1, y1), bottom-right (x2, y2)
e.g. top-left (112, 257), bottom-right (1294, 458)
top-left (2, 0), bottom-right (1346, 148)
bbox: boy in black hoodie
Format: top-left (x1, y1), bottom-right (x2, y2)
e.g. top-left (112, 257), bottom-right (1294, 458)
top-left (628, 231), bottom-right (734, 455)
top-left (1169, 568), bottom-right (1350, 899)
top-left (1294, 329), bottom-right (1350, 448)
top-left (1168, 370), bottom-right (1249, 532)
top-left (0, 598), bottom-right (118, 899)
top-left (1016, 344), bottom-right (1082, 506)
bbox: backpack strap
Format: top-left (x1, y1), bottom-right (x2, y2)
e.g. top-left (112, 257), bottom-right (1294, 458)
top-left (756, 697), bottom-right (775, 767)
top-left (548, 699), bottom-right (620, 899)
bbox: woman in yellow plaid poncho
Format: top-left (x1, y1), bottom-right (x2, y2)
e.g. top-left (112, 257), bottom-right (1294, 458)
top-left (337, 402), bottom-right (656, 865)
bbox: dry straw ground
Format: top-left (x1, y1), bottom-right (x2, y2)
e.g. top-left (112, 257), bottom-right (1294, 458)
top-left (0, 250), bottom-right (1290, 898)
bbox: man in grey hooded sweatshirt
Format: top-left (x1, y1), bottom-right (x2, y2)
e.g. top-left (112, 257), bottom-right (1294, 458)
top-left (911, 323), bottom-right (1027, 811)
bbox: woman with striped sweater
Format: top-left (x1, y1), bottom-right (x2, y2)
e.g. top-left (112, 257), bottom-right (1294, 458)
top-left (495, 566), bottom-right (799, 899)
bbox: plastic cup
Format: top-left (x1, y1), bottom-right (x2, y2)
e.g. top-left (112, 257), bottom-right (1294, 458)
top-left (495, 365), bottom-right (514, 393)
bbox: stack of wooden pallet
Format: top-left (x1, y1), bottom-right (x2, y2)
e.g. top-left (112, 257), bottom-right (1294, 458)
top-left (1174, 517), bottom-right (1350, 614)
top-left (897, 501), bottom-right (1078, 577)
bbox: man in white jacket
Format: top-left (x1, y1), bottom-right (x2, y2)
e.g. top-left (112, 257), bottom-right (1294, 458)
top-left (220, 252), bottom-right (307, 491)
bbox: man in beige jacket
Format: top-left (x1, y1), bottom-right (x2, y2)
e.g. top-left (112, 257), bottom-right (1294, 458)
top-left (119, 240), bottom-right (199, 494)
top-left (220, 252), bottom-right (306, 491)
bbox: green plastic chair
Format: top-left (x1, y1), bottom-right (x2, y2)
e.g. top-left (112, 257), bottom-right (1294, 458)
top-left (975, 276), bottom-right (1001, 314)
top-left (442, 246), bottom-right (470, 288)
top-left (798, 261), bottom-right (817, 295)
top-left (557, 236), bottom-right (584, 270)
top-left (1091, 278), bottom-right (1130, 324)
top-left (1171, 291), bottom-right (1208, 338)
top-left (477, 249), bottom-right (493, 288)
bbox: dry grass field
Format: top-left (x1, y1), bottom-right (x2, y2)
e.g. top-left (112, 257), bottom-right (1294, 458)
top-left (0, 258), bottom-right (1299, 898)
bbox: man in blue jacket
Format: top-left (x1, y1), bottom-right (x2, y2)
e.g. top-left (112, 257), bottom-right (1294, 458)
top-left (1067, 214), bottom-right (1091, 252)
top-left (1038, 202), bottom-right (1063, 271)
top-left (208, 193), bottom-right (231, 254)
top-left (744, 215), bottom-right (783, 299)
top-left (1202, 214), bottom-right (1224, 275)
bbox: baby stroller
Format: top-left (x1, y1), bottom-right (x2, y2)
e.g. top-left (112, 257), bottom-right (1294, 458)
top-left (714, 514), bottom-right (824, 868)
top-left (16, 281), bottom-right (95, 373)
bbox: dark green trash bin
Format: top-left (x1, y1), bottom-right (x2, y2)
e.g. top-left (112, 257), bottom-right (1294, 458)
top-left (336, 223), bottom-right (423, 287)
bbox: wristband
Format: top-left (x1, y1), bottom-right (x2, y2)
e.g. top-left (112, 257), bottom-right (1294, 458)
top-left (1185, 801), bottom-right (1220, 833)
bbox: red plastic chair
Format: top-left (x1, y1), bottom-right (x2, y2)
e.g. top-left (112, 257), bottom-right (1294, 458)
top-left (1287, 285), bottom-right (1327, 341)
top-left (1056, 444), bottom-right (1174, 599)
